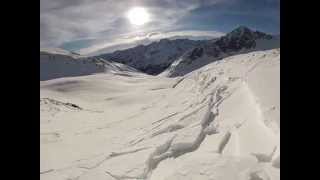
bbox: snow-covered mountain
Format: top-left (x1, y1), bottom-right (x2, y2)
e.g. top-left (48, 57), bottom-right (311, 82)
top-left (40, 49), bottom-right (138, 81)
top-left (40, 26), bottom-right (280, 180)
top-left (161, 26), bottom-right (280, 77)
top-left (95, 26), bottom-right (279, 77)
top-left (96, 39), bottom-right (207, 75)
top-left (41, 49), bottom-right (280, 180)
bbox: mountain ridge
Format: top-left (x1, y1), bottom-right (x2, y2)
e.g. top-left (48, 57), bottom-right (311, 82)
top-left (96, 38), bottom-right (207, 75)
top-left (95, 26), bottom-right (279, 76)
top-left (162, 26), bottom-right (280, 77)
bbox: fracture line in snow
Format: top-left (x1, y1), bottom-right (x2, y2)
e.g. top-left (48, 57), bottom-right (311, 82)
top-left (172, 77), bottom-right (185, 88)
top-left (77, 147), bottom-right (151, 170)
top-left (140, 87), bottom-right (226, 179)
top-left (102, 88), bottom-right (225, 179)
top-left (40, 169), bottom-right (54, 174)
top-left (105, 171), bottom-right (145, 180)
top-left (251, 146), bottom-right (277, 163)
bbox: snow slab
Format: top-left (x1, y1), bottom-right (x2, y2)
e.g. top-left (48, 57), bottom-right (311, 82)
top-left (41, 49), bottom-right (280, 180)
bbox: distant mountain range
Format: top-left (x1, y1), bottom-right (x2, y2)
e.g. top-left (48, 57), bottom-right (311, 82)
top-left (96, 39), bottom-right (207, 75)
top-left (40, 26), bottom-right (280, 81)
top-left (95, 26), bottom-right (279, 76)
top-left (162, 26), bottom-right (280, 77)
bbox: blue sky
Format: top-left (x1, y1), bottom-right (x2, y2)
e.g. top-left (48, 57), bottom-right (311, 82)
top-left (40, 0), bottom-right (279, 55)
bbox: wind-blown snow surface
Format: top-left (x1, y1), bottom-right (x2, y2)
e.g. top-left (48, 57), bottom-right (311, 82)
top-left (40, 49), bottom-right (280, 180)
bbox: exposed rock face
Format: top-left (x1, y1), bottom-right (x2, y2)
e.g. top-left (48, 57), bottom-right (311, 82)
top-left (215, 26), bottom-right (273, 53)
top-left (97, 39), bottom-right (206, 75)
top-left (96, 26), bottom-right (278, 76)
top-left (162, 26), bottom-right (279, 77)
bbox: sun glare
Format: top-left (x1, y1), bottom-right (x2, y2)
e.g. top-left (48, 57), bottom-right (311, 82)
top-left (127, 7), bottom-right (150, 26)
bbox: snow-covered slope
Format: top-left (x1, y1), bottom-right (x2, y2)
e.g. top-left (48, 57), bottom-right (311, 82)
top-left (161, 26), bottom-right (280, 77)
top-left (96, 39), bottom-right (207, 75)
top-left (41, 49), bottom-right (280, 180)
top-left (95, 27), bottom-right (279, 77)
top-left (40, 49), bottom-right (138, 81)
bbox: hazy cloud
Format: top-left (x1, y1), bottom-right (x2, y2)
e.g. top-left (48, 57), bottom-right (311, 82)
top-left (77, 30), bottom-right (225, 55)
top-left (40, 0), bottom-right (279, 53)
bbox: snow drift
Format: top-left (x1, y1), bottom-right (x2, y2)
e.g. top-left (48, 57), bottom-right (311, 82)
top-left (41, 48), bottom-right (280, 180)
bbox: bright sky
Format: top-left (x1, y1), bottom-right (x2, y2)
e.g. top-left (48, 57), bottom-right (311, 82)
top-left (40, 0), bottom-right (279, 55)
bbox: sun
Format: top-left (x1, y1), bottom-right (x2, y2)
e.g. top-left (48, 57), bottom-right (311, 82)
top-left (127, 7), bottom-right (150, 26)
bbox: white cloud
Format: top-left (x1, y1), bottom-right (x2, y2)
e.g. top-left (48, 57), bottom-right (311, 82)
top-left (77, 30), bottom-right (225, 55)
top-left (40, 0), bottom-right (222, 48)
top-left (41, 0), bottom-right (279, 51)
